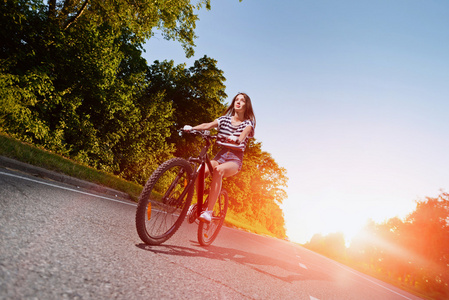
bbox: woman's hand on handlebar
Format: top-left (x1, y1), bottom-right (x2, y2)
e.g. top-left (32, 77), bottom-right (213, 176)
top-left (182, 126), bottom-right (209, 136)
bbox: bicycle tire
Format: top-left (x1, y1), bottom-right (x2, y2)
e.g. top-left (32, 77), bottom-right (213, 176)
top-left (197, 189), bottom-right (228, 246)
top-left (136, 158), bottom-right (193, 245)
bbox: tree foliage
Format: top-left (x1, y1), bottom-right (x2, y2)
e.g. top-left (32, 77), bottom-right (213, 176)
top-left (1, 0), bottom-right (210, 170)
top-left (223, 139), bottom-right (288, 237)
top-left (46, 0), bottom-right (209, 55)
top-left (144, 56), bottom-right (227, 157)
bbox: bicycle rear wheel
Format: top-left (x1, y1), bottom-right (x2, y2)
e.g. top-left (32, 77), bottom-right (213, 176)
top-left (198, 189), bottom-right (228, 246)
top-left (136, 158), bottom-right (193, 245)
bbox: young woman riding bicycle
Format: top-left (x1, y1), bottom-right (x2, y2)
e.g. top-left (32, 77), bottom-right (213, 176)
top-left (135, 92), bottom-right (256, 246)
top-left (183, 92), bottom-right (256, 223)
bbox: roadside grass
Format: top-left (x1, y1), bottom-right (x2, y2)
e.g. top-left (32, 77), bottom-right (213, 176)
top-left (225, 210), bottom-right (277, 238)
top-left (0, 133), bottom-right (266, 236)
top-left (0, 133), bottom-right (142, 200)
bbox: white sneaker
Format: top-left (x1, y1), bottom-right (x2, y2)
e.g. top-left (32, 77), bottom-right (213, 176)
top-left (198, 210), bottom-right (212, 223)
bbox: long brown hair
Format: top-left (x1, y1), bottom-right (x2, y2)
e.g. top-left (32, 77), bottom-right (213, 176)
top-left (223, 92), bottom-right (256, 129)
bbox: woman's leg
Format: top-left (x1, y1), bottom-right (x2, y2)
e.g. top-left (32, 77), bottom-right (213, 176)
top-left (204, 160), bottom-right (219, 178)
top-left (207, 161), bottom-right (239, 211)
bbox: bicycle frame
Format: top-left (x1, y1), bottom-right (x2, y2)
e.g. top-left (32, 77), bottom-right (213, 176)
top-left (186, 133), bottom-right (216, 218)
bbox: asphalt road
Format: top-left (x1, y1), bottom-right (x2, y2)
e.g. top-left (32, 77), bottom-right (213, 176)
top-left (0, 167), bottom-right (423, 300)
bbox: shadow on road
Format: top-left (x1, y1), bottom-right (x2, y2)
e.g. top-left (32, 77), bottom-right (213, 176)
top-left (136, 242), bottom-right (331, 283)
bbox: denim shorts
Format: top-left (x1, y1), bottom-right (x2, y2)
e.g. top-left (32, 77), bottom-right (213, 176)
top-left (213, 148), bottom-right (244, 171)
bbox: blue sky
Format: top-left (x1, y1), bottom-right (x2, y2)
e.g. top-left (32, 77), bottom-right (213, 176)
top-left (142, 0), bottom-right (449, 243)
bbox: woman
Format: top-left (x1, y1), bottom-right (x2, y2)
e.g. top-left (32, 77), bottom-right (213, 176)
top-left (183, 92), bottom-right (256, 223)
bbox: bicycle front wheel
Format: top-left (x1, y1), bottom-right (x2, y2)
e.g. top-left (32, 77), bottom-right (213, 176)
top-left (136, 158), bottom-right (193, 245)
top-left (198, 189), bottom-right (228, 246)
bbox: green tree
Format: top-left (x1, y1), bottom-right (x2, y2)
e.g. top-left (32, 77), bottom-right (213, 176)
top-left (112, 91), bottom-right (175, 184)
top-left (46, 0), bottom-right (210, 57)
top-left (144, 56), bottom-right (227, 157)
top-left (0, 0), bottom-right (64, 151)
top-left (1, 0), bottom-right (211, 168)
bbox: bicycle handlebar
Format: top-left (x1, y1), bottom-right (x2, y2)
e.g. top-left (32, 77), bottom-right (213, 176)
top-left (181, 129), bottom-right (215, 138)
top-left (180, 129), bottom-right (237, 144)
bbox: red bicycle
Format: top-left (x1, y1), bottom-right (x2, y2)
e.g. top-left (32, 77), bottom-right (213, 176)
top-left (135, 130), bottom-right (229, 246)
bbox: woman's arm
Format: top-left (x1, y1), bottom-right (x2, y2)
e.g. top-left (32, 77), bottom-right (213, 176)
top-left (192, 120), bottom-right (218, 131)
top-left (237, 125), bottom-right (253, 144)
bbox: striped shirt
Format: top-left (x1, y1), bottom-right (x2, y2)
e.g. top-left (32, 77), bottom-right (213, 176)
top-left (216, 116), bottom-right (254, 151)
